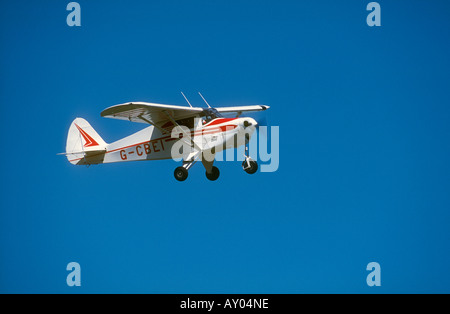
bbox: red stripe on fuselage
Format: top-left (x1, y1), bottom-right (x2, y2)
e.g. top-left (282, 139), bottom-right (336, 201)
top-left (204, 118), bottom-right (238, 127)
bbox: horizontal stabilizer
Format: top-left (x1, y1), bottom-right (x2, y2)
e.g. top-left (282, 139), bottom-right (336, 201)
top-left (57, 148), bottom-right (106, 156)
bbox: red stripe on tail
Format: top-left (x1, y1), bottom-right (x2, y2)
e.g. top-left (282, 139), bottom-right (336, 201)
top-left (74, 124), bottom-right (99, 147)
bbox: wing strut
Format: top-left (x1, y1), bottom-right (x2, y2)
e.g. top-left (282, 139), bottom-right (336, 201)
top-left (198, 92), bottom-right (212, 108)
top-left (181, 92), bottom-right (193, 108)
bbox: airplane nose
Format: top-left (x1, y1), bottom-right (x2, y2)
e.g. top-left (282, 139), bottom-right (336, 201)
top-left (243, 118), bottom-right (257, 129)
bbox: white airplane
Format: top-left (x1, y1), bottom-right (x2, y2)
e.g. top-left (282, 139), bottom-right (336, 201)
top-left (61, 96), bottom-right (269, 181)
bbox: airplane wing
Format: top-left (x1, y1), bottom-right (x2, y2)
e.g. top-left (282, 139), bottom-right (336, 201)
top-left (214, 105), bottom-right (269, 115)
top-left (100, 102), bottom-right (204, 125)
top-left (101, 102), bottom-right (270, 129)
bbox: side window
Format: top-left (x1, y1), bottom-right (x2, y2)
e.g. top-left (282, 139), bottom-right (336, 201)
top-left (176, 118), bottom-right (194, 129)
top-left (205, 114), bottom-right (215, 123)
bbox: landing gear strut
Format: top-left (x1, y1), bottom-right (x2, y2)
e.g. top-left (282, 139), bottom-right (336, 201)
top-left (242, 145), bottom-right (258, 174)
top-left (174, 160), bottom-right (197, 182)
top-left (242, 158), bottom-right (258, 174)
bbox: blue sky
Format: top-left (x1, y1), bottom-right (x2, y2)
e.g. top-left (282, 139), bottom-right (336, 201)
top-left (1, 0), bottom-right (450, 293)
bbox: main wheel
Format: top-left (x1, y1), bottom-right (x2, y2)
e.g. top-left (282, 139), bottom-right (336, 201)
top-left (174, 166), bottom-right (188, 181)
top-left (205, 166), bottom-right (220, 181)
top-left (242, 160), bottom-right (258, 174)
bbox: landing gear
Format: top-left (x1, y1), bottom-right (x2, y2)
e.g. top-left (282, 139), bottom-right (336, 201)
top-left (206, 166), bottom-right (220, 181)
top-left (242, 158), bottom-right (258, 174)
top-left (242, 142), bottom-right (258, 174)
top-left (174, 166), bottom-right (188, 181)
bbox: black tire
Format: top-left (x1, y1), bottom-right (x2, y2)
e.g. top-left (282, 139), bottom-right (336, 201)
top-left (206, 166), bottom-right (220, 181)
top-left (174, 166), bottom-right (188, 181)
top-left (242, 160), bottom-right (258, 174)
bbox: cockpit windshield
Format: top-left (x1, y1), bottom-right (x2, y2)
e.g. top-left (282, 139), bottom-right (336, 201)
top-left (202, 108), bottom-right (223, 123)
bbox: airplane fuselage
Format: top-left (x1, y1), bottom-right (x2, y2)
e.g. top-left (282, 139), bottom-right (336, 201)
top-left (70, 117), bottom-right (256, 165)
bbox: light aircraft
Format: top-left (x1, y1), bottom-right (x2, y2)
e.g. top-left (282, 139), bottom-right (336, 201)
top-left (61, 94), bottom-right (269, 181)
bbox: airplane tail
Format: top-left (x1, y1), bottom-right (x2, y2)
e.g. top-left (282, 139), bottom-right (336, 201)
top-left (65, 118), bottom-right (108, 165)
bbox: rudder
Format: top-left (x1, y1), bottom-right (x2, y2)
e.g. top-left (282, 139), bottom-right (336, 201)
top-left (66, 118), bottom-right (107, 165)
